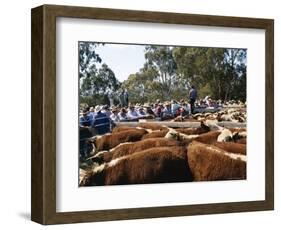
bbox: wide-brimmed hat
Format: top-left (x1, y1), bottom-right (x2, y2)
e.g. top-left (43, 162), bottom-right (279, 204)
top-left (103, 105), bottom-right (109, 110)
top-left (80, 109), bottom-right (88, 115)
top-left (95, 105), bottom-right (102, 112)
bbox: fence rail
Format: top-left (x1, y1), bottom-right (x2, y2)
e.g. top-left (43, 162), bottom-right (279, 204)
top-left (115, 121), bottom-right (246, 128)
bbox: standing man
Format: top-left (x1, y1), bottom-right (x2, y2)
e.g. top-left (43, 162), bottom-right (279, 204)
top-left (189, 85), bottom-right (197, 114)
top-left (118, 89), bottom-right (124, 107)
top-left (108, 90), bottom-right (115, 107)
top-left (124, 89), bottom-right (129, 107)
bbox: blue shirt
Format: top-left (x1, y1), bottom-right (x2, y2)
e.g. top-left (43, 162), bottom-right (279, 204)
top-left (93, 112), bottom-right (110, 135)
top-left (189, 88), bottom-right (197, 100)
top-left (79, 114), bottom-right (94, 127)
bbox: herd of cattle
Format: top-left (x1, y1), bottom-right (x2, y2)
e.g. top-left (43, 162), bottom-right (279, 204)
top-left (79, 108), bottom-right (247, 186)
top-left (172, 107), bottom-right (246, 123)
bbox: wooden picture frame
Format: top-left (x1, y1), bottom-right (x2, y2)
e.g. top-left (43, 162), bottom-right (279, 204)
top-left (31, 4), bottom-right (274, 225)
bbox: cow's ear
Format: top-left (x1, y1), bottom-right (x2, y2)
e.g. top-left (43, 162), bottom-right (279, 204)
top-left (201, 120), bottom-right (207, 127)
top-left (232, 131), bottom-right (238, 137)
top-left (232, 132), bottom-right (239, 140)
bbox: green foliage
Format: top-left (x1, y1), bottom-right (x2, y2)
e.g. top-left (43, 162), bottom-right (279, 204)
top-left (122, 45), bottom-right (246, 103)
top-left (144, 46), bottom-right (178, 99)
top-left (79, 42), bottom-right (120, 106)
top-left (198, 83), bottom-right (212, 98)
top-left (173, 47), bottom-right (247, 101)
top-left (80, 94), bottom-right (109, 107)
top-left (79, 42), bottom-right (102, 79)
top-left (79, 42), bottom-right (247, 105)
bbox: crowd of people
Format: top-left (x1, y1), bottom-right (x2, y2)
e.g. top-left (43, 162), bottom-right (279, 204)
top-left (80, 100), bottom-right (189, 134)
top-left (80, 85), bottom-right (246, 136)
top-left (79, 99), bottom-right (223, 136)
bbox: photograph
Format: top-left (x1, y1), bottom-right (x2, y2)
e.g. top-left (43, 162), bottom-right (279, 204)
top-left (78, 42), bottom-right (247, 186)
top-left (30, 4), bottom-right (274, 224)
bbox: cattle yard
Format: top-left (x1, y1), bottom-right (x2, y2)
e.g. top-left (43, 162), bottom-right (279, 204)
top-left (79, 108), bottom-right (247, 186)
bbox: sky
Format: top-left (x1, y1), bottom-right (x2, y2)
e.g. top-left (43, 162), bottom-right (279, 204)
top-left (94, 43), bottom-right (146, 82)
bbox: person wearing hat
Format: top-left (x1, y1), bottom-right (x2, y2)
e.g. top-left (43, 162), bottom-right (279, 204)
top-left (79, 109), bottom-right (94, 128)
top-left (137, 106), bottom-right (147, 118)
top-left (110, 108), bottom-right (120, 122)
top-left (127, 106), bottom-right (139, 120)
top-left (101, 105), bottom-right (111, 118)
top-left (118, 108), bottom-right (129, 121)
top-left (92, 105), bottom-right (110, 135)
top-left (154, 103), bottom-right (163, 118)
top-left (162, 102), bottom-right (173, 120)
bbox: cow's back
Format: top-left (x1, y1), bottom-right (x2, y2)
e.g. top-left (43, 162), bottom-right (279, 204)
top-left (105, 146), bottom-right (193, 185)
top-left (96, 129), bottom-right (147, 151)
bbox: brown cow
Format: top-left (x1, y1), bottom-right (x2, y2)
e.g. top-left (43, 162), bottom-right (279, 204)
top-left (88, 129), bottom-right (147, 153)
top-left (175, 121), bottom-right (210, 135)
top-left (213, 142), bottom-right (246, 155)
top-left (192, 131), bottom-right (222, 144)
top-left (235, 138), bottom-right (247, 144)
top-left (111, 126), bottom-right (139, 133)
top-left (141, 130), bottom-right (169, 139)
top-left (81, 146), bottom-right (193, 186)
top-left (229, 128), bottom-right (247, 133)
top-left (137, 123), bottom-right (168, 131)
top-left (187, 141), bottom-right (246, 181)
top-left (90, 137), bottom-right (183, 164)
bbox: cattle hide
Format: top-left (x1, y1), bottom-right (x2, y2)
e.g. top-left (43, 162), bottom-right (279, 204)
top-left (193, 131), bottom-right (222, 144)
top-left (235, 137), bottom-right (247, 144)
top-left (137, 123), bottom-right (168, 131)
top-left (112, 126), bottom-right (139, 133)
top-left (175, 121), bottom-right (210, 135)
top-left (82, 146), bottom-right (193, 186)
top-left (90, 129), bottom-right (148, 152)
top-left (141, 130), bottom-right (168, 139)
top-left (93, 137), bottom-right (184, 163)
top-left (213, 142), bottom-right (246, 155)
top-left (187, 141), bottom-right (246, 181)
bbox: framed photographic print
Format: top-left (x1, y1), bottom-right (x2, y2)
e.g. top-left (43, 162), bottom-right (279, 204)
top-left (31, 4), bottom-right (274, 225)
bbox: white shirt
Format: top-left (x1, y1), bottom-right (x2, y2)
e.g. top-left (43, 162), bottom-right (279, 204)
top-left (110, 113), bottom-right (120, 122)
top-left (127, 110), bottom-right (139, 119)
